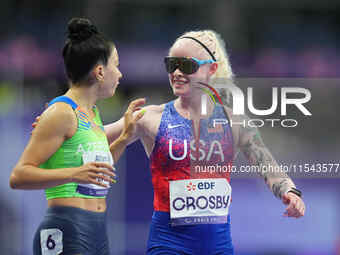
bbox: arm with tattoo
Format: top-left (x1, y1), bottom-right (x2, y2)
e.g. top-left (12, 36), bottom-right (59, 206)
top-left (237, 115), bottom-right (296, 199)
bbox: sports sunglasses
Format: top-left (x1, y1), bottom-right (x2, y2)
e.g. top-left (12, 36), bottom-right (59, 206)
top-left (164, 57), bottom-right (215, 75)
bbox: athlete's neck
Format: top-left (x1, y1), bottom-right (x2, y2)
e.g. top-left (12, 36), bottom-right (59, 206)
top-left (65, 85), bottom-right (98, 113)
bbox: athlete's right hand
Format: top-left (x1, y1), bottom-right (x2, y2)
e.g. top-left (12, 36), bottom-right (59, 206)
top-left (121, 98), bottom-right (146, 139)
top-left (70, 162), bottom-right (115, 188)
top-left (31, 103), bottom-right (48, 133)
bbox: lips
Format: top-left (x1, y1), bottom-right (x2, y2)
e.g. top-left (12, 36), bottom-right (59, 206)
top-left (173, 79), bottom-right (189, 86)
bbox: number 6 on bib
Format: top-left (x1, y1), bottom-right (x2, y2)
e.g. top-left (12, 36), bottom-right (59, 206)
top-left (40, 229), bottom-right (63, 255)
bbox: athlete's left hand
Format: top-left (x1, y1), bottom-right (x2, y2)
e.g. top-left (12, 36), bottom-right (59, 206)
top-left (282, 192), bottom-right (305, 218)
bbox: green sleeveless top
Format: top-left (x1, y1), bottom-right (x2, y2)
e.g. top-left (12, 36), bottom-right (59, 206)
top-left (40, 96), bottom-right (112, 200)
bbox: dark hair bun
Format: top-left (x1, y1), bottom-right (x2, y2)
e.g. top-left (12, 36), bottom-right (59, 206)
top-left (67, 18), bottom-right (99, 42)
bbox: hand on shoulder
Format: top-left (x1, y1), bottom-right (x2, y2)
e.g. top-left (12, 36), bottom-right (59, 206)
top-left (136, 104), bottom-right (164, 124)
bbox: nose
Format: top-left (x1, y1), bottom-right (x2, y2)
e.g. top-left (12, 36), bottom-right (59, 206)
top-left (173, 67), bottom-right (184, 77)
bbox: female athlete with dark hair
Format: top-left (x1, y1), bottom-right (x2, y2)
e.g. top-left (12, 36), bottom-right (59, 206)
top-left (10, 18), bottom-right (145, 255)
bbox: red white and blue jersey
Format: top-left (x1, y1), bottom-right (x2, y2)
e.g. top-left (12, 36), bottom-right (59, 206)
top-left (150, 101), bottom-right (234, 212)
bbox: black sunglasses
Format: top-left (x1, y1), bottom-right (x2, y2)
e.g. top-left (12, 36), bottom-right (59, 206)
top-left (164, 57), bottom-right (215, 75)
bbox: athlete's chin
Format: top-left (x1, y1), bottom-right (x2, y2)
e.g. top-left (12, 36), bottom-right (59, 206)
top-left (100, 90), bottom-right (116, 99)
top-left (173, 91), bottom-right (190, 98)
top-left (172, 87), bottom-right (190, 97)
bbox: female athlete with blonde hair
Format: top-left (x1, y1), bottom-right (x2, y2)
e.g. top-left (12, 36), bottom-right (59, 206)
top-left (32, 29), bottom-right (305, 254)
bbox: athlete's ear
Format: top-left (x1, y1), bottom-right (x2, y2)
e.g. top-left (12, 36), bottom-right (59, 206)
top-left (93, 64), bottom-right (105, 82)
top-left (209, 62), bottom-right (218, 76)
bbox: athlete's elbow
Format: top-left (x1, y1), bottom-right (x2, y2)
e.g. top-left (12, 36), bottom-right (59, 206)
top-left (9, 172), bottom-right (20, 189)
top-left (9, 168), bottom-right (25, 189)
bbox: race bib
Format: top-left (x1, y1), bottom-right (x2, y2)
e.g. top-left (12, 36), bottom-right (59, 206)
top-left (40, 229), bottom-right (63, 255)
top-left (76, 151), bottom-right (114, 197)
top-left (169, 178), bottom-right (231, 226)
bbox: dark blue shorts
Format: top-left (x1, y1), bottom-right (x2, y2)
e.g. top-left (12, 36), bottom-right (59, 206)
top-left (147, 211), bottom-right (234, 255)
top-left (33, 206), bottom-right (109, 255)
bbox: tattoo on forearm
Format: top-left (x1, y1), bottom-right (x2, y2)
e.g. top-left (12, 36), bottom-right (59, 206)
top-left (239, 116), bottom-right (295, 199)
top-left (272, 179), bottom-right (292, 199)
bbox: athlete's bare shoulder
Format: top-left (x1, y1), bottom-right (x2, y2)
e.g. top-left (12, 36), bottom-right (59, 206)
top-left (138, 104), bottom-right (165, 123)
top-left (143, 104), bottom-right (165, 114)
top-left (136, 103), bottom-right (164, 126)
top-left (39, 102), bottom-right (77, 139)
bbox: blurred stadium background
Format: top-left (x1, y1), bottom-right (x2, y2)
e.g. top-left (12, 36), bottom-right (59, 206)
top-left (1, 0), bottom-right (340, 254)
